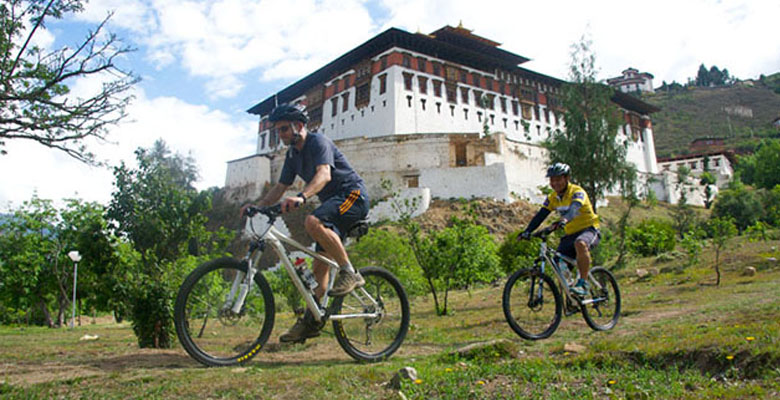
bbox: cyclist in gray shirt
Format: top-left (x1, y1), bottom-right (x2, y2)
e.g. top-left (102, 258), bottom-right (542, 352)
top-left (247, 103), bottom-right (369, 343)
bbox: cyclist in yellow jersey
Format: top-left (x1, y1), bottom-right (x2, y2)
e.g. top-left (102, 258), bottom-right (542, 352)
top-left (518, 163), bottom-right (601, 296)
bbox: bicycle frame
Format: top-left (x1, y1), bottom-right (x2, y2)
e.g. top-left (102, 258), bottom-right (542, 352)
top-left (535, 236), bottom-right (606, 308)
top-left (227, 213), bottom-right (382, 324)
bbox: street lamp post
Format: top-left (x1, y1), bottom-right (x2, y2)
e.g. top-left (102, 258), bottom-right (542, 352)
top-left (68, 251), bottom-right (81, 328)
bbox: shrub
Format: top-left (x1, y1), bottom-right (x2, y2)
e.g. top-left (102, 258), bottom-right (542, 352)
top-left (626, 219), bottom-right (676, 256)
top-left (591, 226), bottom-right (619, 267)
top-left (349, 228), bottom-right (428, 296)
top-left (498, 230), bottom-right (540, 275)
top-left (757, 185), bottom-right (780, 227)
top-left (680, 228), bottom-right (705, 267)
top-left (711, 179), bottom-right (762, 232)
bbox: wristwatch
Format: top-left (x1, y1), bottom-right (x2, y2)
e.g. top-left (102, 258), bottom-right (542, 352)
top-left (297, 192), bottom-right (307, 204)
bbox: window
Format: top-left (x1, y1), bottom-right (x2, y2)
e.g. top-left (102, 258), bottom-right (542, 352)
top-left (500, 97), bottom-right (507, 113)
top-left (342, 92), bottom-right (349, 112)
top-left (331, 97), bottom-right (338, 117)
top-left (511, 100), bottom-right (519, 116)
top-left (714, 159), bottom-right (721, 167)
top-left (533, 106), bottom-right (540, 121)
top-left (260, 133), bottom-right (266, 149)
top-left (403, 73), bottom-right (413, 91)
top-left (460, 87), bottom-right (469, 104)
top-left (485, 76), bottom-right (493, 90)
top-left (402, 54), bottom-right (411, 68)
top-left (405, 175), bottom-right (419, 188)
top-left (433, 80), bottom-right (442, 97)
top-left (270, 130), bottom-right (279, 148)
top-left (446, 84), bottom-right (457, 104)
top-left (472, 73), bottom-right (481, 87)
top-left (486, 94), bottom-right (495, 110)
top-left (689, 161), bottom-right (697, 169)
top-left (460, 70), bottom-right (468, 83)
top-left (420, 98), bottom-right (426, 111)
top-left (544, 109), bottom-right (549, 123)
top-left (355, 83), bottom-right (369, 108)
top-left (521, 104), bottom-right (532, 120)
top-left (474, 90), bottom-right (483, 107)
top-left (418, 76), bottom-right (428, 94)
top-left (417, 56), bottom-right (427, 72)
top-left (432, 62), bottom-right (441, 76)
top-left (378, 74), bottom-right (387, 94)
top-left (309, 106), bottom-right (322, 125)
top-left (380, 55), bottom-right (388, 70)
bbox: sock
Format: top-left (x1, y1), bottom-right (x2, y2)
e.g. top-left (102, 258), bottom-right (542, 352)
top-left (341, 262), bottom-right (355, 273)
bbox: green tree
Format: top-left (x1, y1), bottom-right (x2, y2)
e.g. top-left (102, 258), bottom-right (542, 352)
top-left (0, 0), bottom-right (137, 163)
top-left (107, 140), bottom-right (221, 348)
top-left (546, 36), bottom-right (629, 211)
top-left (415, 217), bottom-right (500, 316)
top-left (695, 64), bottom-right (711, 87)
top-left (671, 166), bottom-right (697, 238)
top-left (57, 199), bottom-right (125, 322)
top-left (0, 196), bottom-right (60, 325)
top-left (736, 140), bottom-right (780, 190)
top-left (757, 185), bottom-right (780, 226)
top-left (699, 171), bottom-right (717, 209)
top-left (680, 228), bottom-right (705, 268)
top-left (711, 179), bottom-right (762, 232)
top-left (707, 217), bottom-right (737, 286)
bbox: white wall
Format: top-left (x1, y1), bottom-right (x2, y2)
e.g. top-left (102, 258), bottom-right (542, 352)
top-left (420, 163), bottom-right (510, 202)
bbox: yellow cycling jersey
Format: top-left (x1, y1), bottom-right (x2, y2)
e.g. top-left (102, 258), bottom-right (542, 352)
top-left (543, 183), bottom-right (600, 235)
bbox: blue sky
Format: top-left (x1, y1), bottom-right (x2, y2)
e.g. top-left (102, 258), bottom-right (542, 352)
top-left (1, 0), bottom-right (778, 210)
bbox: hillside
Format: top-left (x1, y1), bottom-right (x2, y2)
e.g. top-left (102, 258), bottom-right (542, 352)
top-left (644, 80), bottom-right (780, 158)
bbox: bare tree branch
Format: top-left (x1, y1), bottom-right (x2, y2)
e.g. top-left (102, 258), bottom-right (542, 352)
top-left (1, 0), bottom-right (138, 164)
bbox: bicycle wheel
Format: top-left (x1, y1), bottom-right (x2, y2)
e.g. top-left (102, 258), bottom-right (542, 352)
top-left (580, 266), bottom-right (621, 331)
top-left (332, 267), bottom-right (410, 362)
top-left (502, 268), bottom-right (562, 340)
top-left (174, 257), bottom-right (275, 367)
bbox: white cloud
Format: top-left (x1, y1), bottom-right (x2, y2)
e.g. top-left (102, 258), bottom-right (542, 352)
top-left (0, 85), bottom-right (256, 211)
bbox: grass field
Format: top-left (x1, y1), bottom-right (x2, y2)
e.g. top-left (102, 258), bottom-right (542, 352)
top-left (1, 235), bottom-right (779, 399)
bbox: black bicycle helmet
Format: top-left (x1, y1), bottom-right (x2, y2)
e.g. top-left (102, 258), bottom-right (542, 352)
top-left (546, 162), bottom-right (571, 177)
top-left (268, 103), bottom-right (308, 123)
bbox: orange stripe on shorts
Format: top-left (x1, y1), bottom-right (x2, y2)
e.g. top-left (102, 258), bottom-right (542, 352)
top-left (339, 190), bottom-right (360, 214)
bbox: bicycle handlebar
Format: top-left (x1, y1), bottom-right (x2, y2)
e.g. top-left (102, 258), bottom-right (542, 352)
top-left (244, 204), bottom-right (282, 219)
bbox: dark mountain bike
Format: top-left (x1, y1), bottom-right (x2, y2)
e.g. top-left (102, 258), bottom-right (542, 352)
top-left (502, 224), bottom-right (621, 339)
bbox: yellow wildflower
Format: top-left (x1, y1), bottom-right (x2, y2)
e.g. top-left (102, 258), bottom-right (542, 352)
top-left (414, 379), bottom-right (423, 385)
top-left (726, 355), bottom-right (734, 360)
top-left (746, 336), bottom-right (755, 341)
top-left (608, 380), bottom-right (617, 385)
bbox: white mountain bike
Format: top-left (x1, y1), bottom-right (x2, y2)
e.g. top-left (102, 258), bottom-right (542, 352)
top-left (174, 204), bottom-right (410, 366)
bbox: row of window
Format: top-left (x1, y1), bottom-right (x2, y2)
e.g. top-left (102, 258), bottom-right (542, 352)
top-left (400, 52), bottom-right (561, 95)
top-left (400, 72), bottom-right (561, 125)
top-left (661, 158), bottom-right (722, 171)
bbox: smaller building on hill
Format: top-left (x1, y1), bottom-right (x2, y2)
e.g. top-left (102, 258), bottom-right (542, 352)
top-left (654, 151), bottom-right (734, 206)
top-left (607, 68), bottom-right (655, 94)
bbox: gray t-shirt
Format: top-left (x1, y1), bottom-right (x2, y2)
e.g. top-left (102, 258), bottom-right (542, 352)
top-left (279, 133), bottom-right (365, 201)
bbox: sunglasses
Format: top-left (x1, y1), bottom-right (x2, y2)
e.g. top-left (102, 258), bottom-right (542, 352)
top-left (270, 124), bottom-right (294, 136)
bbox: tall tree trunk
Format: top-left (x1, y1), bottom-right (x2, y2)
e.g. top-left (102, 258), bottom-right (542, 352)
top-left (38, 299), bottom-right (54, 328)
top-left (715, 250), bottom-right (721, 286)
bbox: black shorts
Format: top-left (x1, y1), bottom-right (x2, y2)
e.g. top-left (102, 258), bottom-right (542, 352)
top-left (311, 188), bottom-right (369, 252)
top-left (557, 227), bottom-right (600, 259)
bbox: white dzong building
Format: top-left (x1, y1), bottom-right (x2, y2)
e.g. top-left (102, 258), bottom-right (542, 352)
top-left (226, 25), bottom-right (661, 211)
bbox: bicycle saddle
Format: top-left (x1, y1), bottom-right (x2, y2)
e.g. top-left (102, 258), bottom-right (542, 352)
top-left (347, 219), bottom-right (370, 239)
